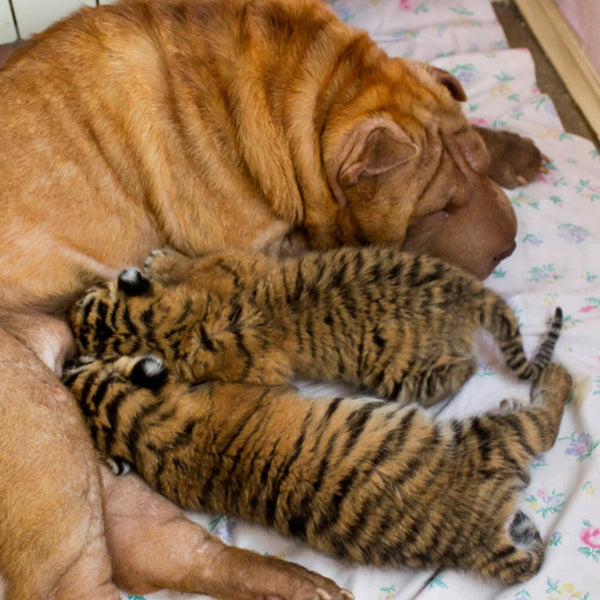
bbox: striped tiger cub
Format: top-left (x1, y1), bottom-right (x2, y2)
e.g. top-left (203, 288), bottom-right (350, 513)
top-left (69, 247), bottom-right (562, 407)
top-left (62, 355), bottom-right (573, 584)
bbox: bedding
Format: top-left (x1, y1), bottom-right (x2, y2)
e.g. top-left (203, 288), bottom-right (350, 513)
top-left (123, 1), bottom-right (600, 598)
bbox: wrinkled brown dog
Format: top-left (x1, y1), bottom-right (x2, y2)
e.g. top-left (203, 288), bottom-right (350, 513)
top-left (0, 0), bottom-right (547, 598)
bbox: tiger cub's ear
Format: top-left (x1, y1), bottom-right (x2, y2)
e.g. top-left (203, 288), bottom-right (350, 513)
top-left (129, 355), bottom-right (169, 391)
top-left (117, 267), bottom-right (152, 296)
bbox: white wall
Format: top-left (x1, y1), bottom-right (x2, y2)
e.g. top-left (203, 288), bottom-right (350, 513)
top-left (11, 0), bottom-right (95, 39)
top-left (0, 0), bottom-right (17, 44)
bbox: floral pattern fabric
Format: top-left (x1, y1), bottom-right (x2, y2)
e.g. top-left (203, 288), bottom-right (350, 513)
top-left (123, 2), bottom-right (600, 599)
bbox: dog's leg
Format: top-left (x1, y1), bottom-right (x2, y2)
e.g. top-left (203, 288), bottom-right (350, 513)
top-left (1, 311), bottom-right (76, 375)
top-left (102, 465), bottom-right (349, 600)
top-left (473, 125), bottom-right (550, 188)
top-left (2, 315), bottom-right (348, 600)
top-left (0, 325), bottom-right (120, 600)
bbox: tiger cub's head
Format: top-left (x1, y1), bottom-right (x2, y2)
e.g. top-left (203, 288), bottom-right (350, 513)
top-left (64, 353), bottom-right (170, 400)
top-left (62, 353), bottom-right (171, 473)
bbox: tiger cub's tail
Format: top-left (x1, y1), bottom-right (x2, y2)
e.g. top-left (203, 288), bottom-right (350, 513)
top-left (482, 293), bottom-right (563, 382)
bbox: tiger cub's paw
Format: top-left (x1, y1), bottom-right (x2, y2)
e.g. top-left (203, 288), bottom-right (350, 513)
top-left (106, 456), bottom-right (133, 476)
top-left (508, 510), bottom-right (541, 547)
top-left (64, 354), bottom-right (170, 392)
top-left (118, 267), bottom-right (152, 296)
top-left (499, 397), bottom-right (524, 412)
top-left (144, 246), bottom-right (193, 284)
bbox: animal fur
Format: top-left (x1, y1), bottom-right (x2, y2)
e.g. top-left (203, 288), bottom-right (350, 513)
top-left (64, 355), bottom-right (573, 584)
top-left (0, 0), bottom-right (548, 597)
top-left (70, 246), bottom-right (562, 407)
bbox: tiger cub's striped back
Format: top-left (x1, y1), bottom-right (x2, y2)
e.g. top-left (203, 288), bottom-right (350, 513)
top-left (69, 247), bottom-right (562, 407)
top-left (63, 355), bottom-right (573, 584)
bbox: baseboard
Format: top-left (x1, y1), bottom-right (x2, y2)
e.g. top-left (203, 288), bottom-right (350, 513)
top-left (513, 0), bottom-right (600, 141)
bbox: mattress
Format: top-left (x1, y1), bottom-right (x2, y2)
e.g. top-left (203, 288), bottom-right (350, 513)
top-left (130, 1), bottom-right (600, 598)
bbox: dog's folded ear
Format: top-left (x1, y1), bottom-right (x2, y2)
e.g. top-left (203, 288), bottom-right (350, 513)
top-left (427, 66), bottom-right (467, 102)
top-left (338, 118), bottom-right (419, 188)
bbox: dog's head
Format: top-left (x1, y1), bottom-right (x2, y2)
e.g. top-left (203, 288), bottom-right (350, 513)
top-left (318, 59), bottom-right (517, 279)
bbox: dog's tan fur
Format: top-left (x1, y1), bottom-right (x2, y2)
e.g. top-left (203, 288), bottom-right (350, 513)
top-left (0, 0), bottom-right (546, 598)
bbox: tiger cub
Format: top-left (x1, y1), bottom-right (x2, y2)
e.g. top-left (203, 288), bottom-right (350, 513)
top-left (69, 247), bottom-right (562, 407)
top-left (62, 354), bottom-right (573, 584)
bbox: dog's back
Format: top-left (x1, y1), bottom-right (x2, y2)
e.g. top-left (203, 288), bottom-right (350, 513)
top-left (0, 0), bottom-right (336, 310)
top-left (0, 0), bottom-right (512, 313)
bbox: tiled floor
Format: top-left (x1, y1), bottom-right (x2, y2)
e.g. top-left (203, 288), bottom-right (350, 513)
top-left (0, 1), bottom-right (598, 149)
top-left (0, 40), bottom-right (19, 65)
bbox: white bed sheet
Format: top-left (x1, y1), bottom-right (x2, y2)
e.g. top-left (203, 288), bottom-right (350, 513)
top-left (126, 2), bottom-right (600, 599)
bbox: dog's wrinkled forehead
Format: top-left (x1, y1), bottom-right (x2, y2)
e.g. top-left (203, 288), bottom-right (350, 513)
top-left (401, 60), bottom-right (467, 114)
top-left (393, 60), bottom-right (493, 176)
top-left (453, 128), bottom-right (491, 175)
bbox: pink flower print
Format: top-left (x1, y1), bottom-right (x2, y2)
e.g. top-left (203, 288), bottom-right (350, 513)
top-left (579, 520), bottom-right (600, 562)
top-left (580, 525), bottom-right (600, 549)
top-left (397, 0), bottom-right (428, 12)
top-left (579, 297), bottom-right (600, 313)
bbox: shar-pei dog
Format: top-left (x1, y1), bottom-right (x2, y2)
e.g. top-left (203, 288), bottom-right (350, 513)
top-left (0, 0), bottom-right (547, 598)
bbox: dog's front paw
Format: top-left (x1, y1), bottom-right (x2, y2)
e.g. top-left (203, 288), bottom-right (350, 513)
top-left (216, 545), bottom-right (354, 600)
top-left (493, 133), bottom-right (550, 188)
top-left (475, 126), bottom-right (550, 189)
top-left (145, 246), bottom-right (194, 284)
